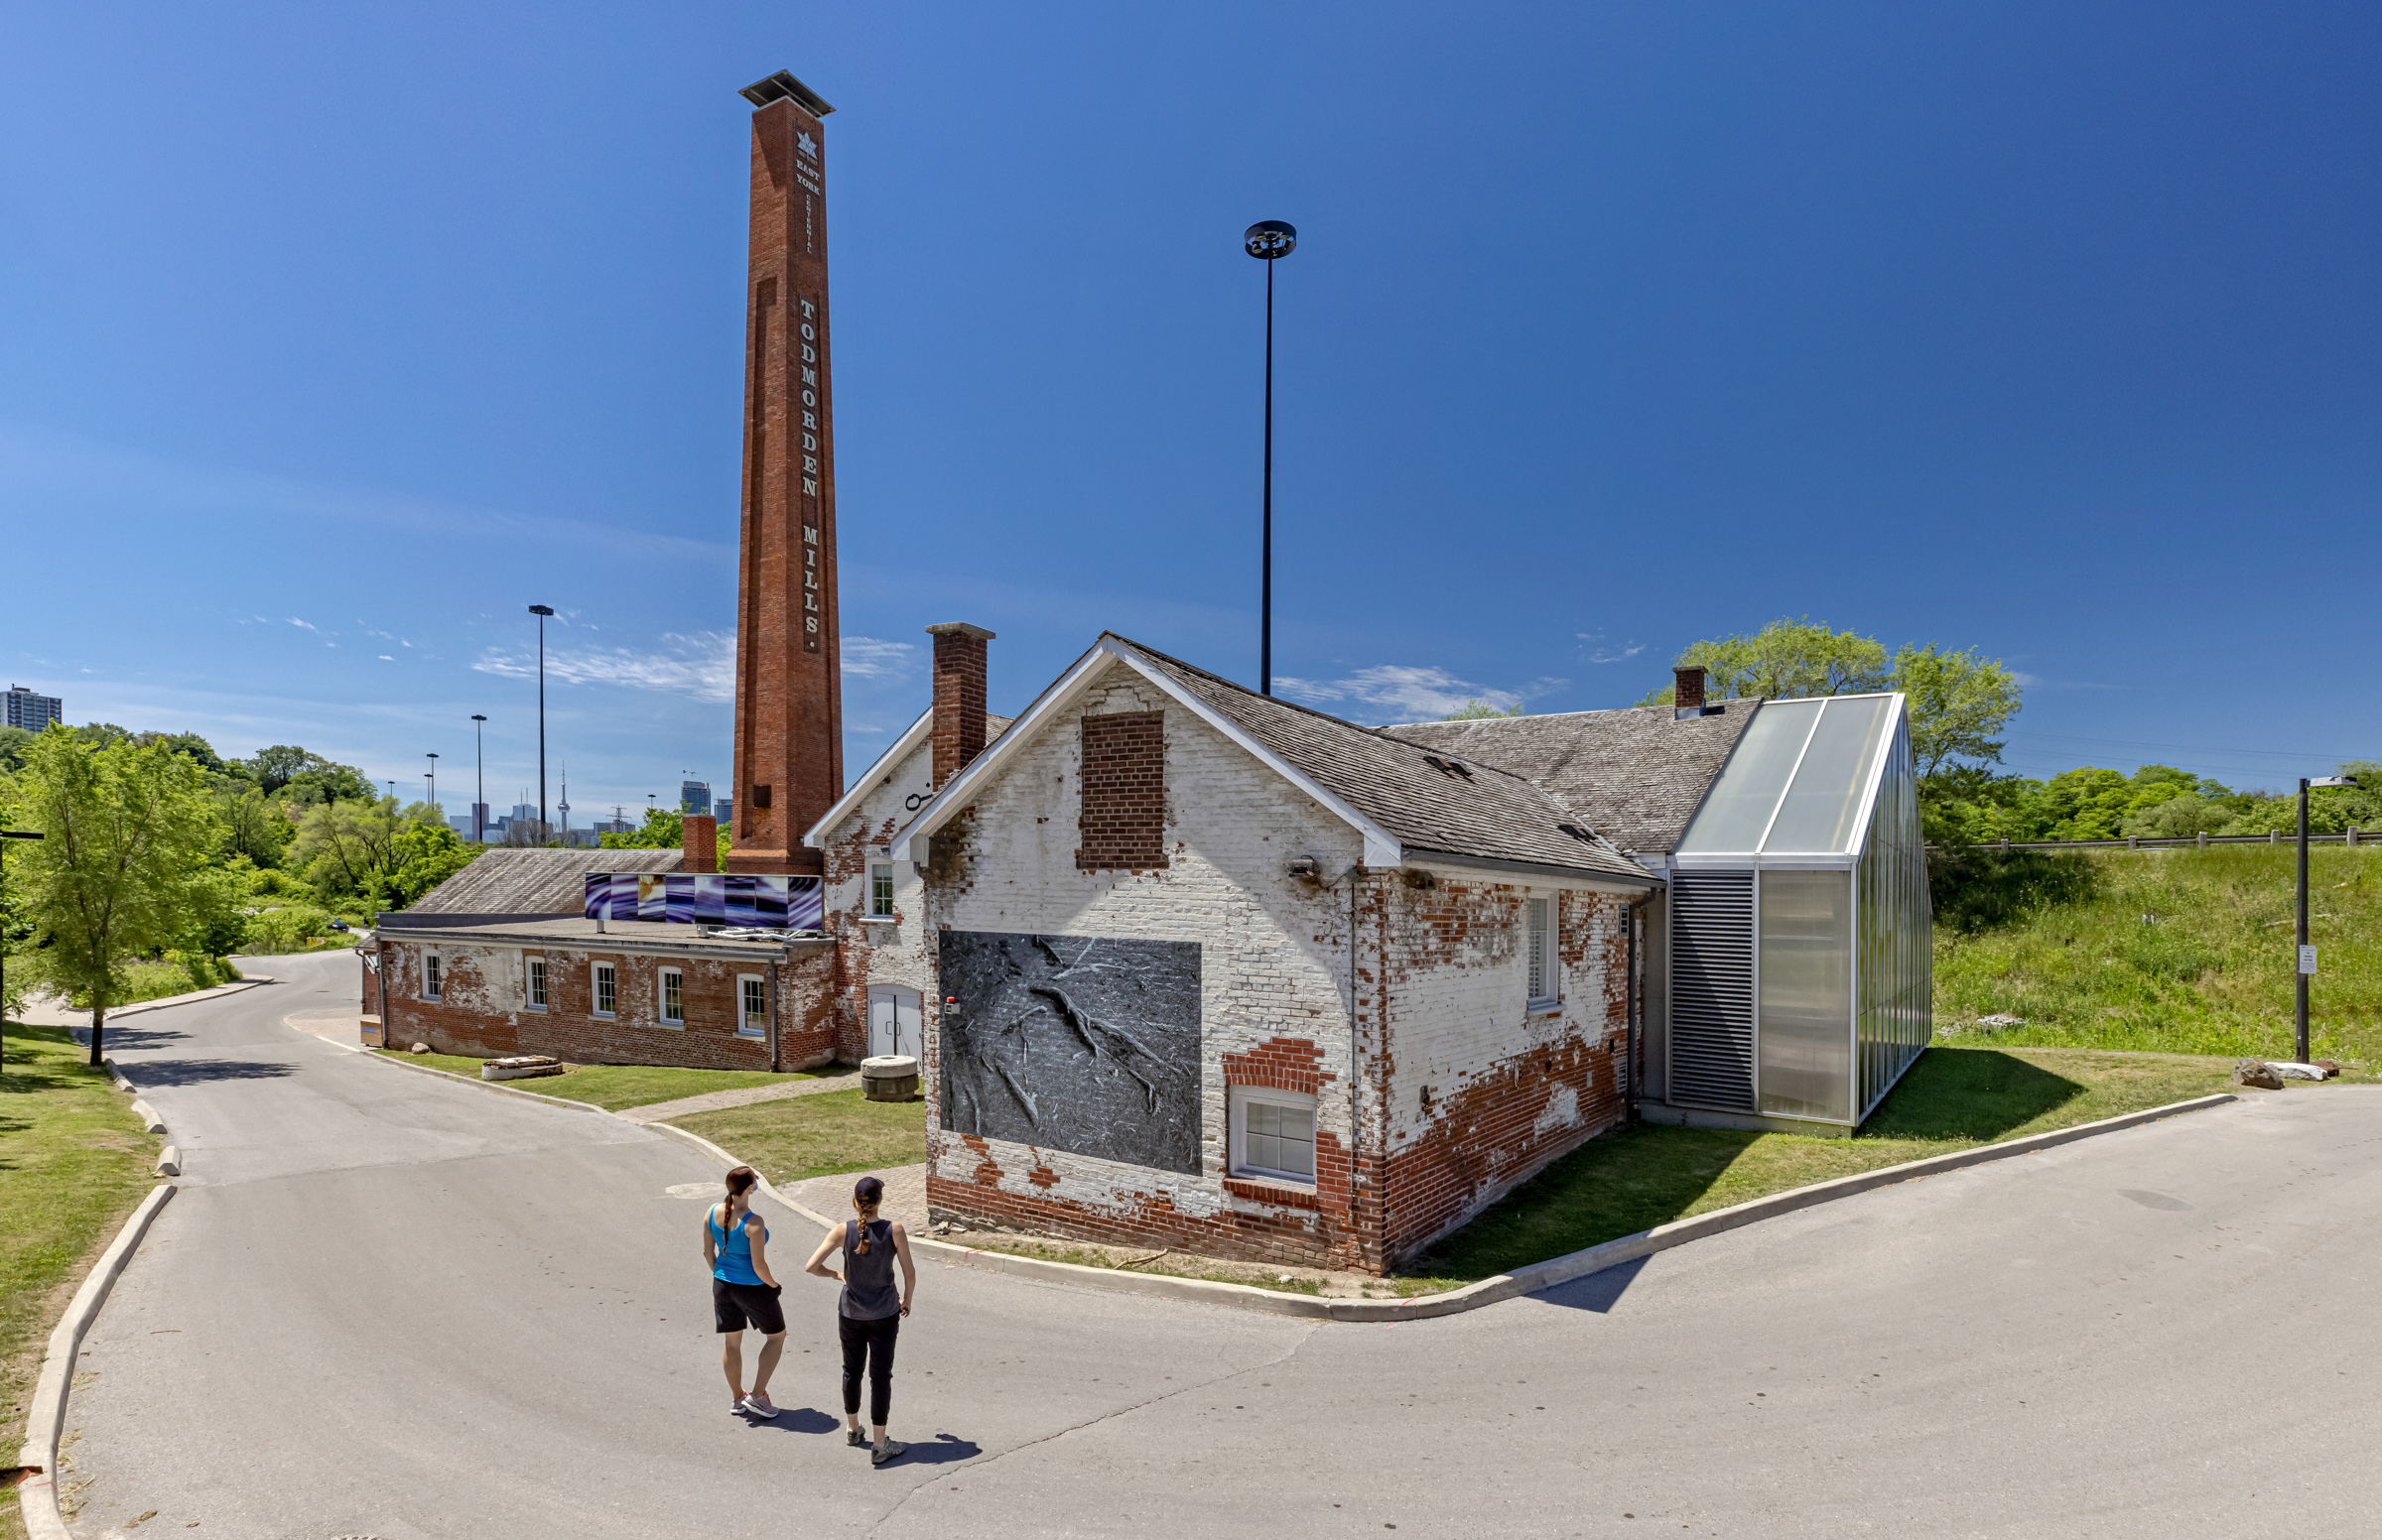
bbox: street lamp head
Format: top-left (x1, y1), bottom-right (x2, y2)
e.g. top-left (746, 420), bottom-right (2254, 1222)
top-left (1244, 220), bottom-right (1297, 260)
top-left (2310, 776), bottom-right (2359, 789)
top-left (471, 714), bottom-right (487, 723)
top-left (528, 604), bottom-right (555, 617)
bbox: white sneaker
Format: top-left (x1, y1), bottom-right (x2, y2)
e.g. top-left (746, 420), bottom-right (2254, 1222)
top-left (740, 1392), bottom-right (779, 1419)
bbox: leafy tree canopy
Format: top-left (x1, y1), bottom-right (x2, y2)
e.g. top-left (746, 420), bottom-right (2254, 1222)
top-left (599, 806), bottom-right (730, 866)
top-left (1441, 699), bottom-right (1528, 720)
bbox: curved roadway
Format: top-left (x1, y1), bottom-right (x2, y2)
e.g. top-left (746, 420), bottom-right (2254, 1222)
top-left (60, 952), bottom-right (2382, 1538)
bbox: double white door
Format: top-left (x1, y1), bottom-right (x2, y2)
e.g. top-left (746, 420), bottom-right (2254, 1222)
top-left (866, 984), bottom-right (922, 1059)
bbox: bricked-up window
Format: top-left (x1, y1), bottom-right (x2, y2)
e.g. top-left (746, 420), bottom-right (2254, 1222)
top-left (425, 954), bottom-right (442, 1000)
top-left (869, 862), bottom-right (895, 918)
top-left (527, 958), bottom-right (548, 1010)
top-left (660, 968), bottom-right (685, 1026)
top-left (1231, 1087), bottom-right (1317, 1184)
top-left (1526, 898), bottom-right (1553, 1008)
top-left (1077, 710), bottom-right (1168, 870)
top-left (593, 963), bottom-right (616, 1017)
top-left (739, 976), bottom-right (767, 1039)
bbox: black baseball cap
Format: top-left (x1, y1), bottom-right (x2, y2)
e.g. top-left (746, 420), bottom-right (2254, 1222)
top-left (854, 1176), bottom-right (884, 1203)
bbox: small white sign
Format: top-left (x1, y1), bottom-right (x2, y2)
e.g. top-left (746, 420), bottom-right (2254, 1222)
top-left (2299, 945), bottom-right (2318, 975)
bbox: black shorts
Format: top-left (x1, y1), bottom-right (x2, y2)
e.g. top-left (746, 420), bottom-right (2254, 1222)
top-left (713, 1278), bottom-right (785, 1336)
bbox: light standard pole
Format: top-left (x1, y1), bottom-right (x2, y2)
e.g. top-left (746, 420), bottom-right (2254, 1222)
top-left (2, 829), bottom-right (44, 1072)
top-left (2298, 774), bottom-right (2359, 1064)
top-left (426, 753), bottom-right (439, 818)
top-left (470, 715), bottom-right (487, 844)
top-left (1244, 219), bottom-right (1296, 697)
top-left (529, 605), bottom-right (555, 842)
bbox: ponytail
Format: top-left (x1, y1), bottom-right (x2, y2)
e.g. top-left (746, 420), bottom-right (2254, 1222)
top-left (721, 1165), bottom-right (757, 1242)
top-left (854, 1194), bottom-right (880, 1254)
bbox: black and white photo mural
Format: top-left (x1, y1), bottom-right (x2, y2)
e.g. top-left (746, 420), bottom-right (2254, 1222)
top-left (936, 932), bottom-right (1203, 1175)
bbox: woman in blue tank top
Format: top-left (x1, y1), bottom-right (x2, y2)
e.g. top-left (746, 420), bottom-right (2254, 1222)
top-left (804, 1175), bottom-right (917, 1465)
top-left (704, 1165), bottom-right (785, 1418)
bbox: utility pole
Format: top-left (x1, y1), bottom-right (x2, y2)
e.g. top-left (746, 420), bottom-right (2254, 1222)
top-left (529, 605), bottom-right (555, 841)
top-left (470, 715), bottom-right (487, 843)
top-left (1243, 219), bottom-right (1296, 696)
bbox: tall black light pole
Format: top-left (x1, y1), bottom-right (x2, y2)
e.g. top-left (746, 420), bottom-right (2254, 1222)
top-left (1, 829), bottom-right (44, 1072)
top-left (2298, 774), bottom-right (2358, 1063)
top-left (426, 753), bottom-right (439, 818)
top-left (529, 605), bottom-right (555, 841)
top-left (470, 715), bottom-right (487, 844)
top-left (1244, 219), bottom-right (1297, 697)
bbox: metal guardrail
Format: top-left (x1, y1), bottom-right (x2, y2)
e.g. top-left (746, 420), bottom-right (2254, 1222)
top-left (1935, 829), bottom-right (2368, 853)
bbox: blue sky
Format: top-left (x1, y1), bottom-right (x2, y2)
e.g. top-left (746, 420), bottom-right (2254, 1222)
top-left (5, 2), bottom-right (2378, 822)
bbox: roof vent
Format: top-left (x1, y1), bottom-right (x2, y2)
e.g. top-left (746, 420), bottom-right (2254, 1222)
top-left (1556, 823), bottom-right (1599, 845)
top-left (1423, 755), bottom-right (1475, 780)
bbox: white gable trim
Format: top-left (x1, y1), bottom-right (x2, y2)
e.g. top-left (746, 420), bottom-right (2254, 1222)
top-left (893, 636), bottom-right (1405, 868)
top-left (802, 707), bottom-right (933, 849)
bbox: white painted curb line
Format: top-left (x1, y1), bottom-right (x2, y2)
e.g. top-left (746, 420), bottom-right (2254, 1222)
top-left (355, 1042), bottom-right (2240, 1322)
top-left (15, 1183), bottom-right (177, 1540)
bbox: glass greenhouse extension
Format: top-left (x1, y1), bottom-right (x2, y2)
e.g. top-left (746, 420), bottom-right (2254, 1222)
top-left (1664, 692), bottom-right (1932, 1128)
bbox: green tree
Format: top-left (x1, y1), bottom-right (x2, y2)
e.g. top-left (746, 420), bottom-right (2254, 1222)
top-left (384, 819), bottom-right (480, 907)
top-left (216, 784), bottom-right (296, 867)
top-left (1890, 643), bottom-right (2025, 779)
top-left (0, 724), bottom-right (34, 772)
top-left (1442, 700), bottom-right (1528, 720)
top-left (599, 807), bottom-right (685, 849)
top-left (12, 726), bottom-right (223, 1065)
top-left (287, 798), bottom-right (400, 903)
top-left (1639, 618), bottom-right (1891, 706)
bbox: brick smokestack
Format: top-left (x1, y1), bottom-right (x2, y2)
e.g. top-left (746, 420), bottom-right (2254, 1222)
top-left (684, 815), bottom-right (719, 874)
top-left (927, 623), bottom-right (994, 789)
top-left (1672, 665), bottom-right (1707, 710)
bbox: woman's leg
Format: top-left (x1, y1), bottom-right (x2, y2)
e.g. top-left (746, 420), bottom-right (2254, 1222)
top-left (722, 1330), bottom-right (745, 1403)
top-left (868, 1317), bottom-right (899, 1443)
top-left (753, 1331), bottom-right (785, 1399)
top-left (839, 1315), bottom-right (867, 1432)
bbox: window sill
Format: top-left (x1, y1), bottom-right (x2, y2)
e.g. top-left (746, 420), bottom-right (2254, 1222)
top-left (735, 1029), bottom-right (766, 1041)
top-left (860, 916), bottom-right (900, 926)
top-left (1224, 1175), bottom-right (1321, 1210)
top-left (524, 1005), bottom-right (547, 1013)
top-left (592, 1011), bottom-right (615, 1021)
top-left (651, 1020), bottom-right (686, 1031)
top-left (1527, 998), bottom-right (1561, 1017)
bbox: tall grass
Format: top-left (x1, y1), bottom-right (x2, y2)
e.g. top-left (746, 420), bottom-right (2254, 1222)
top-left (1934, 845), bottom-right (2382, 1064)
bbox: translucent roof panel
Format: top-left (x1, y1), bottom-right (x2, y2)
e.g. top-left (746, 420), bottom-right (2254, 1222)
top-left (1763, 695), bottom-right (1893, 853)
top-left (1675, 699), bottom-right (1820, 854)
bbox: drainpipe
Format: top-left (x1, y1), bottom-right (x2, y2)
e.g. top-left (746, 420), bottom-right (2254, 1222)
top-left (1347, 864), bottom-right (1363, 1257)
top-left (1624, 897), bottom-right (1641, 1120)
top-left (767, 956), bottom-right (782, 1074)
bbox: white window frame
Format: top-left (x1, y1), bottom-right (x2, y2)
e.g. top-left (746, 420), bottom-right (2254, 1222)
top-left (1525, 895), bottom-right (1558, 1014)
top-left (736, 973), bottom-right (768, 1040)
top-left (657, 967), bottom-right (685, 1029)
top-left (591, 961), bottom-right (616, 1019)
top-left (525, 956), bottom-right (548, 1011)
top-left (864, 861), bottom-right (897, 921)
top-left (1228, 1085), bottom-right (1320, 1188)
top-left (424, 952), bottom-right (442, 1001)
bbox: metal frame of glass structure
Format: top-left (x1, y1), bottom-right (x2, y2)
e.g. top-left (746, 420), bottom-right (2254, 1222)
top-left (1664, 693), bottom-right (1931, 1127)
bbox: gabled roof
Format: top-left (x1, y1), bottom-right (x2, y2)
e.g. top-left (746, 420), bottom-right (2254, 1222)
top-left (894, 633), bottom-right (1654, 886)
top-left (802, 709), bottom-right (1013, 848)
top-left (406, 846), bottom-right (683, 916)
top-left (1381, 701), bottom-right (1761, 855)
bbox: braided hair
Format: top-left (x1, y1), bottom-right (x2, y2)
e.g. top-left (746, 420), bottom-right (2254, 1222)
top-left (720, 1165), bottom-right (758, 1248)
top-left (853, 1176), bottom-right (882, 1254)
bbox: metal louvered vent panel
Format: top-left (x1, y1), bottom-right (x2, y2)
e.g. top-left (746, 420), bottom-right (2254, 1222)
top-left (1670, 870), bottom-right (1755, 1110)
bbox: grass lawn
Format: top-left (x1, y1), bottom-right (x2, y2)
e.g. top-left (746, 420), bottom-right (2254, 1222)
top-left (669, 1090), bottom-right (926, 1186)
top-left (1401, 1044), bottom-right (2301, 1288)
top-left (0, 1021), bottom-right (160, 1499)
top-left (372, 1048), bottom-right (827, 1110)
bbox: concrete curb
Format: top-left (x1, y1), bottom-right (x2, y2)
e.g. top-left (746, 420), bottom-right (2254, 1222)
top-left (48, 975), bottom-right (275, 1029)
top-left (356, 1049), bottom-right (623, 1117)
top-left (352, 1033), bottom-right (2241, 1323)
top-left (15, 1183), bottom-right (177, 1540)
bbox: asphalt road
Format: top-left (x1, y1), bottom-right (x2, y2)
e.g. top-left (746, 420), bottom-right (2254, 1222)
top-left (62, 952), bottom-right (2382, 1538)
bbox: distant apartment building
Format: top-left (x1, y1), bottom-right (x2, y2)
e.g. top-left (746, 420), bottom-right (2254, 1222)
top-left (680, 780), bottom-right (713, 818)
top-left (713, 796), bottom-right (733, 833)
top-left (6, 685), bottom-right (63, 732)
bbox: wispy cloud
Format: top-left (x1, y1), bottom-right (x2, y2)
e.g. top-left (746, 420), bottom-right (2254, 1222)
top-left (1276, 665), bottom-right (1564, 721)
top-left (378, 655), bottom-right (395, 662)
top-left (469, 630), bottom-right (921, 703)
top-left (288, 617), bottom-right (318, 632)
top-left (1576, 631), bottom-right (1645, 665)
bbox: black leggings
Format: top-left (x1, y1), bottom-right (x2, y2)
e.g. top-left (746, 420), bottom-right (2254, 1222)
top-left (840, 1314), bottom-right (899, 1425)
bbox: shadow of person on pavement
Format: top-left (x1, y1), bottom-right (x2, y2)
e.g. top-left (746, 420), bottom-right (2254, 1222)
top-left (886, 1434), bottom-right (980, 1466)
top-left (746, 1406), bottom-right (840, 1435)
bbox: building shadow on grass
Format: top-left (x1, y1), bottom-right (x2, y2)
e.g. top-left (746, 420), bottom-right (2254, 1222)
top-left (1860, 1048), bottom-right (2084, 1143)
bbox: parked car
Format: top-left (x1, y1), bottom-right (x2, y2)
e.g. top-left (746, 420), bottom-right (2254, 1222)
top-left (330, 919), bottom-right (350, 933)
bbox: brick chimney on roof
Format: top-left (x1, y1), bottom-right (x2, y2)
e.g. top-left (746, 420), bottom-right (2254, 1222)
top-left (683, 815), bottom-right (719, 874)
top-left (1672, 665), bottom-right (1707, 710)
top-left (927, 623), bottom-right (994, 789)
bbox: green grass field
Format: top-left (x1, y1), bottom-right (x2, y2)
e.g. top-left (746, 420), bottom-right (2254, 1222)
top-left (1401, 1044), bottom-right (2285, 1287)
top-left (0, 1020), bottom-right (160, 1492)
top-left (669, 1090), bottom-right (926, 1186)
top-left (372, 1048), bottom-right (826, 1110)
top-left (1935, 845), bottom-right (2381, 1063)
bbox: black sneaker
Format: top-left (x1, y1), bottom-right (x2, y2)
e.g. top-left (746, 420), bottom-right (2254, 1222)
top-left (871, 1439), bottom-right (908, 1467)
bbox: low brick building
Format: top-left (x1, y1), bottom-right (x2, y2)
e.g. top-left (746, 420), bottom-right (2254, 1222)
top-left (809, 630), bottom-right (1662, 1275)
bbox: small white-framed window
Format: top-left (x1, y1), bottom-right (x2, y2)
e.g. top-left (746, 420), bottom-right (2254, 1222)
top-left (1229, 1086), bottom-right (1318, 1186)
top-left (592, 962), bottom-right (616, 1018)
top-left (1525, 896), bottom-right (1556, 1011)
top-left (737, 974), bottom-right (768, 1039)
top-left (659, 968), bottom-right (685, 1027)
top-left (424, 953), bottom-right (442, 1000)
top-left (526, 957), bottom-right (548, 1011)
top-left (867, 862), bottom-right (896, 919)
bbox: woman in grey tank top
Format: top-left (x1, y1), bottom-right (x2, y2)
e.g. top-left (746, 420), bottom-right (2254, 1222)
top-left (804, 1175), bottom-right (917, 1465)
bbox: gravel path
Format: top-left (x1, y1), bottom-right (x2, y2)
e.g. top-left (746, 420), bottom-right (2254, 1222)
top-left (617, 1072), bottom-right (862, 1122)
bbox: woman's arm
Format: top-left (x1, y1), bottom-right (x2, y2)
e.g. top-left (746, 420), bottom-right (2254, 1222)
top-left (804, 1220), bottom-right (847, 1282)
top-left (889, 1220), bottom-right (918, 1316)
top-left (703, 1206), bottom-right (719, 1269)
top-left (744, 1214), bottom-right (779, 1289)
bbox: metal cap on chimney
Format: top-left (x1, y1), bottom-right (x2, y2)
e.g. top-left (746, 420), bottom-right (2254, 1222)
top-left (739, 69), bottom-right (836, 115)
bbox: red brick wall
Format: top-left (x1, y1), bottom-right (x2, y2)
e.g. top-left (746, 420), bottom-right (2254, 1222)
top-left (928, 623), bottom-right (992, 789)
top-left (1076, 710), bottom-right (1167, 870)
